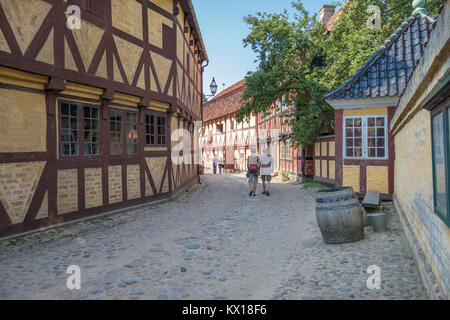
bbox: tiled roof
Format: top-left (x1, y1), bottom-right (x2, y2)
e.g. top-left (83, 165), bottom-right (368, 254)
top-left (203, 79), bottom-right (246, 122)
top-left (324, 12), bottom-right (437, 100)
top-left (325, 1), bottom-right (348, 31)
top-left (207, 79), bottom-right (246, 102)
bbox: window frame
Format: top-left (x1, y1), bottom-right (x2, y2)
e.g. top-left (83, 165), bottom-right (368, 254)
top-left (109, 108), bottom-right (139, 156)
top-left (343, 114), bottom-right (389, 160)
top-left (59, 100), bottom-right (100, 158)
top-left (144, 110), bottom-right (168, 147)
top-left (430, 100), bottom-right (450, 227)
top-left (281, 139), bottom-right (291, 160)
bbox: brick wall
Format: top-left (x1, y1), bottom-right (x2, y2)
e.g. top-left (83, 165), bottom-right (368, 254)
top-left (85, 168), bottom-right (103, 209)
top-left (108, 166), bottom-right (122, 204)
top-left (0, 161), bottom-right (45, 223)
top-left (57, 169), bottom-right (78, 215)
top-left (127, 165), bottom-right (140, 200)
top-left (36, 191), bottom-right (48, 219)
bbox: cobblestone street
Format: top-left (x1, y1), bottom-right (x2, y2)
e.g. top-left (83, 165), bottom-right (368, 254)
top-left (0, 173), bottom-right (427, 300)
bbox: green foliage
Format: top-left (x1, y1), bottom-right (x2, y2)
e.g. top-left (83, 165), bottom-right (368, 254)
top-left (281, 170), bottom-right (291, 182)
top-left (301, 182), bottom-right (330, 189)
top-left (237, 0), bottom-right (443, 148)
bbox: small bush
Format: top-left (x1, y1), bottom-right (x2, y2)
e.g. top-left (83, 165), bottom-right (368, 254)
top-left (281, 171), bottom-right (291, 182)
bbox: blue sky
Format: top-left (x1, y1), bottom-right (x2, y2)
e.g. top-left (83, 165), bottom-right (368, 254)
top-left (194, 0), bottom-right (333, 96)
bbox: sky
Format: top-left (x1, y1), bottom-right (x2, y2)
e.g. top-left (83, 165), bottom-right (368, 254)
top-left (194, 0), bottom-right (333, 97)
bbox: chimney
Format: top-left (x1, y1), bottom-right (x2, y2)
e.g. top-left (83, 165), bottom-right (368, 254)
top-left (319, 4), bottom-right (336, 25)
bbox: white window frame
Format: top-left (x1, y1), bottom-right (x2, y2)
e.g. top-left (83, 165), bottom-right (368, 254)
top-left (343, 115), bottom-right (389, 160)
top-left (281, 139), bottom-right (291, 160)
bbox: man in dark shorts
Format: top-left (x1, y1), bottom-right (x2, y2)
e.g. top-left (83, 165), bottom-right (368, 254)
top-left (259, 146), bottom-right (273, 196)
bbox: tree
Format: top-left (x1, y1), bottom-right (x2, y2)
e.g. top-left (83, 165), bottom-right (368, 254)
top-left (236, 0), bottom-right (443, 148)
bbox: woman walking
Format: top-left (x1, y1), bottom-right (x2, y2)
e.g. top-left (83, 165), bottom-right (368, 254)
top-left (246, 147), bottom-right (259, 196)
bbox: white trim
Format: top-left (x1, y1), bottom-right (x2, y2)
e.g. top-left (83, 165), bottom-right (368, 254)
top-left (343, 115), bottom-right (389, 160)
top-left (326, 96), bottom-right (399, 110)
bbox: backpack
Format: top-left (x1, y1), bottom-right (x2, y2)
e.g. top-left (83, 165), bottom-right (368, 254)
top-left (249, 156), bottom-right (258, 173)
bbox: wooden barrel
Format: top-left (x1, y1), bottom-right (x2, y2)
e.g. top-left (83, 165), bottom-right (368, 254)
top-left (315, 187), bottom-right (364, 244)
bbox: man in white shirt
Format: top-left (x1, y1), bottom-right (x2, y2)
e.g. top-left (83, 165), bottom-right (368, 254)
top-left (259, 146), bottom-right (273, 196)
top-left (218, 156), bottom-right (224, 175)
top-left (212, 155), bottom-right (218, 174)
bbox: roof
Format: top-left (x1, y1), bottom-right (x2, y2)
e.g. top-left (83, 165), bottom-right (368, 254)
top-left (203, 79), bottom-right (246, 122)
top-left (325, 1), bottom-right (348, 31)
top-left (324, 12), bottom-right (437, 101)
top-left (208, 79), bottom-right (247, 102)
top-left (186, 0), bottom-right (208, 62)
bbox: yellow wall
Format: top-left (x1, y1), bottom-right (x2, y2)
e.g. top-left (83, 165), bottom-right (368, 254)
top-left (367, 166), bottom-right (389, 194)
top-left (343, 165), bottom-right (360, 193)
top-left (321, 142), bottom-right (327, 156)
top-left (329, 141), bottom-right (335, 157)
top-left (329, 160), bottom-right (335, 180)
top-left (321, 160), bottom-right (328, 178)
top-left (112, 0), bottom-right (143, 40)
top-left (0, 88), bottom-right (46, 152)
top-left (394, 108), bottom-right (449, 298)
top-left (314, 143), bottom-right (320, 156)
top-left (343, 107), bottom-right (387, 116)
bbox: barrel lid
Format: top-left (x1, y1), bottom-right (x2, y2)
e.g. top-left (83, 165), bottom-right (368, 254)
top-left (318, 187), bottom-right (353, 193)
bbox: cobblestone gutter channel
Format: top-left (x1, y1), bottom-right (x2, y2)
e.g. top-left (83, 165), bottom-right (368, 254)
top-left (0, 173), bottom-right (427, 300)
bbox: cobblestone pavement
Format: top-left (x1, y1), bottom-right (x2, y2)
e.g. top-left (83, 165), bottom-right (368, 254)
top-left (0, 172), bottom-right (427, 300)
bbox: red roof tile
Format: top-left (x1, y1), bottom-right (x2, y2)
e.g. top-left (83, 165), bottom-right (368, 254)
top-left (203, 79), bottom-right (246, 122)
top-left (326, 1), bottom-right (348, 31)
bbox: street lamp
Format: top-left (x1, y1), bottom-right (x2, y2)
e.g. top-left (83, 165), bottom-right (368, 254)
top-left (205, 78), bottom-right (218, 98)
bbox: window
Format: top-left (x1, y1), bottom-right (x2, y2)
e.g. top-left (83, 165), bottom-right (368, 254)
top-left (60, 102), bottom-right (99, 156)
top-left (109, 109), bottom-right (138, 155)
top-left (216, 124), bottom-right (223, 133)
top-left (281, 139), bottom-right (291, 160)
top-left (430, 97), bottom-right (450, 227)
top-left (83, 106), bottom-right (99, 155)
top-left (61, 103), bottom-right (78, 156)
top-left (281, 97), bottom-right (287, 112)
top-left (109, 109), bottom-right (122, 155)
top-left (126, 112), bottom-right (138, 154)
top-left (343, 115), bottom-right (388, 159)
top-left (145, 112), bottom-right (167, 146)
top-left (276, 100), bottom-right (282, 113)
top-left (157, 116), bottom-right (166, 145)
top-left (145, 114), bottom-right (155, 145)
